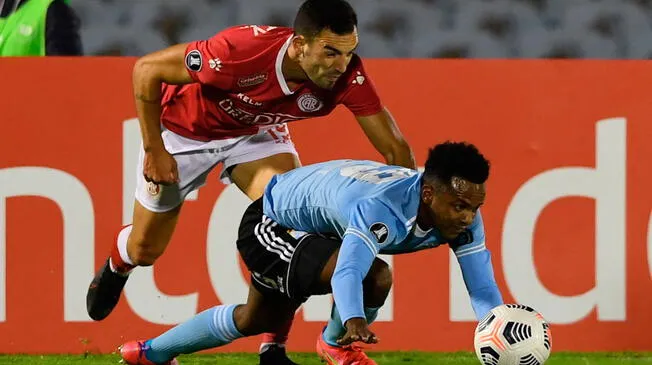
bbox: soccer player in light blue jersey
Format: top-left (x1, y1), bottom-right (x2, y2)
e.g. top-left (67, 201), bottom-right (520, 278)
top-left (119, 141), bottom-right (503, 365)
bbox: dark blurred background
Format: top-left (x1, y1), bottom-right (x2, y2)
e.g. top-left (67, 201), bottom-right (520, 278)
top-left (70, 0), bottom-right (652, 59)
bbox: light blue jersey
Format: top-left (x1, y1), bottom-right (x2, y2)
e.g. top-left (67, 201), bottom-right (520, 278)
top-left (263, 160), bottom-right (503, 324)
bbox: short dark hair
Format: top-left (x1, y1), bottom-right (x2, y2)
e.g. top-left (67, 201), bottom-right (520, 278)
top-left (424, 141), bottom-right (490, 185)
top-left (294, 0), bottom-right (358, 40)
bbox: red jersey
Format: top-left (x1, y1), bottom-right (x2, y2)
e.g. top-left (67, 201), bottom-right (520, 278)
top-left (160, 25), bottom-right (383, 141)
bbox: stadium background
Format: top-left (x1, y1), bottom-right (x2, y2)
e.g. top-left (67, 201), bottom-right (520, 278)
top-left (1, 0), bottom-right (651, 358)
top-left (75, 0), bottom-right (652, 59)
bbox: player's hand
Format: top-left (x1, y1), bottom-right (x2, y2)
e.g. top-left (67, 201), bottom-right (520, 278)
top-left (338, 318), bottom-right (378, 346)
top-left (143, 148), bottom-right (179, 185)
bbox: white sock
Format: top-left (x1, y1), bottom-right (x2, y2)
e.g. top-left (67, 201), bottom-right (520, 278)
top-left (109, 225), bottom-right (134, 274)
top-left (117, 225), bottom-right (134, 265)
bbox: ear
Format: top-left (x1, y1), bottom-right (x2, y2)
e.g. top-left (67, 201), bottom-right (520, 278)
top-left (292, 35), bottom-right (307, 53)
top-left (421, 184), bottom-right (434, 205)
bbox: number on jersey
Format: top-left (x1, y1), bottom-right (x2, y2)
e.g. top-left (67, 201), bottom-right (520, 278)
top-left (240, 25), bottom-right (278, 36)
top-left (340, 164), bottom-right (416, 184)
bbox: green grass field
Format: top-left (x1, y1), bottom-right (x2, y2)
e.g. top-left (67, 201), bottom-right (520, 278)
top-left (0, 352), bottom-right (651, 365)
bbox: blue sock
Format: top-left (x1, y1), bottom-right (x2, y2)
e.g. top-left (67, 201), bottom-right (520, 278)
top-left (322, 304), bottom-right (344, 346)
top-left (322, 304), bottom-right (380, 347)
top-left (144, 304), bottom-right (243, 363)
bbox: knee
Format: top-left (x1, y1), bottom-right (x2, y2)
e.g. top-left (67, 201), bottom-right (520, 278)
top-left (233, 305), bottom-right (278, 336)
top-left (126, 233), bottom-right (166, 266)
top-left (233, 311), bottom-right (260, 337)
top-left (363, 259), bottom-right (393, 307)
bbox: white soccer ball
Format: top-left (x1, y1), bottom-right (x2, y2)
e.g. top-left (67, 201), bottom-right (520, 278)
top-left (474, 304), bottom-right (552, 365)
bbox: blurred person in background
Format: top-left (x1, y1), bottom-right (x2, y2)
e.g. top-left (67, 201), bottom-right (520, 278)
top-left (85, 0), bottom-right (414, 364)
top-left (0, 0), bottom-right (82, 56)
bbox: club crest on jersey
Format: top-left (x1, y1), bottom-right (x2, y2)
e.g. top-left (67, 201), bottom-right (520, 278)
top-left (369, 222), bottom-right (389, 244)
top-left (297, 93), bottom-right (323, 113)
top-left (185, 50), bottom-right (202, 72)
top-left (146, 181), bottom-right (160, 197)
top-left (238, 72), bottom-right (268, 87)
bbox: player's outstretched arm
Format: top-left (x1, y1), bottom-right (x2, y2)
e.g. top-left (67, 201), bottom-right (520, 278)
top-left (331, 233), bottom-right (378, 345)
top-left (333, 200), bottom-right (401, 344)
top-left (457, 248), bottom-right (504, 320)
top-left (452, 212), bottom-right (504, 319)
top-left (355, 107), bottom-right (416, 169)
top-left (132, 43), bottom-right (193, 184)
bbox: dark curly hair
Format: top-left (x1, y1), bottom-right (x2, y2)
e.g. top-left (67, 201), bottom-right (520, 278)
top-left (423, 141), bottom-right (490, 185)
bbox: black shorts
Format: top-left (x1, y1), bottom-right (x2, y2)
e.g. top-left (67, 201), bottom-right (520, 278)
top-left (236, 198), bottom-right (340, 302)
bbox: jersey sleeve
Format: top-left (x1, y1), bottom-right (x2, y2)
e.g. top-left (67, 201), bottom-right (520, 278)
top-left (451, 210), bottom-right (504, 320)
top-left (331, 234), bottom-right (376, 325)
top-left (184, 30), bottom-right (235, 89)
top-left (331, 200), bottom-right (402, 324)
top-left (339, 57), bottom-right (383, 117)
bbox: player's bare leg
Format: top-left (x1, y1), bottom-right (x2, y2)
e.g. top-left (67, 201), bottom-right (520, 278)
top-left (229, 152), bottom-right (302, 365)
top-left (119, 285), bottom-right (300, 365)
top-left (229, 152), bottom-right (301, 199)
top-left (86, 200), bottom-right (182, 321)
top-left (234, 285), bottom-right (303, 337)
top-left (125, 200), bottom-right (182, 266)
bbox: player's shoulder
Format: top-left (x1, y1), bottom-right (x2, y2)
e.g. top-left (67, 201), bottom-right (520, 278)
top-left (219, 25), bottom-right (292, 37)
top-left (216, 25), bottom-right (293, 49)
top-left (351, 196), bottom-right (410, 243)
top-left (332, 54), bottom-right (373, 92)
top-left (198, 25), bottom-right (293, 75)
top-left (215, 25), bottom-right (293, 68)
top-left (355, 194), bottom-right (409, 226)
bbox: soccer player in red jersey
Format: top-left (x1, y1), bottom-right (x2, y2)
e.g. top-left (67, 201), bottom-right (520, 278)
top-left (87, 1), bottom-right (415, 364)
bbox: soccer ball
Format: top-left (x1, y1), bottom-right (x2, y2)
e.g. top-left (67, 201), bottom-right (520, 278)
top-left (474, 304), bottom-right (552, 365)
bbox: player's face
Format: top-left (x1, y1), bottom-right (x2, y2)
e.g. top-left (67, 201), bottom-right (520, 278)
top-left (422, 177), bottom-right (486, 240)
top-left (298, 28), bottom-right (359, 89)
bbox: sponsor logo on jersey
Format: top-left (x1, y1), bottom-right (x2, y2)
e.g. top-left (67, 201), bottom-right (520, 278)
top-left (297, 93), bottom-right (324, 113)
top-left (370, 222), bottom-right (389, 243)
top-left (236, 93), bottom-right (263, 107)
top-left (219, 99), bottom-right (303, 125)
top-left (237, 72), bottom-right (268, 87)
top-left (185, 50), bottom-right (202, 72)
